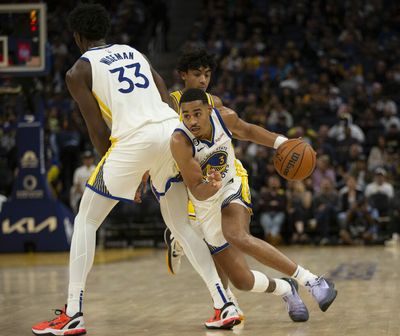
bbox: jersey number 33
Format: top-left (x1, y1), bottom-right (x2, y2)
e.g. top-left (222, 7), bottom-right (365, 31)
top-left (109, 63), bottom-right (149, 93)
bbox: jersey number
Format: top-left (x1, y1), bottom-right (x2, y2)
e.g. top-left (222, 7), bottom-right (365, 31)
top-left (109, 63), bottom-right (149, 93)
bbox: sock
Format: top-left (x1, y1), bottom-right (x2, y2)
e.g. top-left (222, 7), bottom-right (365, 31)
top-left (292, 265), bottom-right (317, 286)
top-left (250, 270), bottom-right (270, 292)
top-left (272, 278), bottom-right (291, 296)
top-left (225, 286), bottom-right (237, 305)
top-left (67, 283), bottom-right (84, 316)
top-left (209, 282), bottom-right (229, 309)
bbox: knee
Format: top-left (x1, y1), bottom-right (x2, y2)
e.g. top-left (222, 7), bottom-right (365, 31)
top-left (224, 230), bottom-right (252, 251)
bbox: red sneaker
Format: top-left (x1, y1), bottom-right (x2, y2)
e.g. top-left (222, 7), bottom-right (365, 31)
top-left (32, 306), bottom-right (86, 336)
top-left (204, 302), bottom-right (241, 329)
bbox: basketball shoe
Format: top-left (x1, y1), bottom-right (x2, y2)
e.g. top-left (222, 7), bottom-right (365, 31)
top-left (227, 289), bottom-right (245, 320)
top-left (204, 302), bottom-right (241, 329)
top-left (306, 276), bottom-right (337, 312)
top-left (281, 278), bottom-right (309, 322)
top-left (164, 228), bottom-right (184, 274)
top-left (32, 306), bottom-right (86, 335)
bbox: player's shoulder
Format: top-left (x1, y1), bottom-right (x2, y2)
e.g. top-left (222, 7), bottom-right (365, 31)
top-left (171, 128), bottom-right (193, 155)
top-left (66, 58), bottom-right (92, 92)
top-left (210, 94), bottom-right (223, 108)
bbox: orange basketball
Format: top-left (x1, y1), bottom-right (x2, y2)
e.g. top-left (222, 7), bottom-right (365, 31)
top-left (273, 139), bottom-right (316, 181)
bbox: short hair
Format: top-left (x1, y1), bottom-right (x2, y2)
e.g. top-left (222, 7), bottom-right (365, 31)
top-left (180, 88), bottom-right (209, 106)
top-left (177, 47), bottom-right (216, 72)
top-left (68, 4), bottom-right (111, 41)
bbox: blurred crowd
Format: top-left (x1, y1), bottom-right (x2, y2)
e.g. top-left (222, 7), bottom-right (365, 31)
top-left (1, 0), bottom-right (399, 246)
top-left (0, 0), bottom-right (168, 206)
top-left (172, 0), bottom-right (400, 245)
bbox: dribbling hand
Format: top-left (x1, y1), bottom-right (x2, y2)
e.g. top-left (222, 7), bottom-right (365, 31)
top-left (206, 169), bottom-right (222, 190)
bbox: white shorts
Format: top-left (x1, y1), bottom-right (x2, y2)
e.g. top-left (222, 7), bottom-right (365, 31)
top-left (189, 174), bottom-right (252, 254)
top-left (87, 118), bottom-right (180, 201)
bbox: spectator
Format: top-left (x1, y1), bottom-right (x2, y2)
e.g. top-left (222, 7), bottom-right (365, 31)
top-left (365, 168), bottom-right (394, 200)
top-left (337, 175), bottom-right (364, 229)
top-left (313, 178), bottom-right (338, 245)
top-left (258, 175), bottom-right (286, 245)
top-left (339, 198), bottom-right (378, 245)
top-left (312, 155), bottom-right (336, 193)
top-left (70, 151), bottom-right (96, 213)
top-left (367, 135), bottom-right (390, 172)
top-left (328, 111), bottom-right (365, 144)
top-left (287, 181), bottom-right (313, 244)
top-left (365, 168), bottom-right (394, 223)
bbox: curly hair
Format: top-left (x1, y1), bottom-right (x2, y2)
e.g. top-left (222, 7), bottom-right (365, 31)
top-left (68, 3), bottom-right (110, 41)
top-left (176, 47), bottom-right (216, 72)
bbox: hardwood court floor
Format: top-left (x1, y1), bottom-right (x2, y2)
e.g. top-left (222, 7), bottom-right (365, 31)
top-left (0, 245), bottom-right (399, 336)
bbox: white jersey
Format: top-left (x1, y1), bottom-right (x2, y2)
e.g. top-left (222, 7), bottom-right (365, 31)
top-left (175, 108), bottom-right (236, 192)
top-left (81, 44), bottom-right (177, 139)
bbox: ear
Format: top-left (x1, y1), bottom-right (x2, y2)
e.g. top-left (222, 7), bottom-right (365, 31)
top-left (180, 71), bottom-right (187, 81)
top-left (207, 105), bottom-right (212, 115)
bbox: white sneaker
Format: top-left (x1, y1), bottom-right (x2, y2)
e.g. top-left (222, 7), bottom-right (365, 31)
top-left (164, 228), bottom-right (184, 274)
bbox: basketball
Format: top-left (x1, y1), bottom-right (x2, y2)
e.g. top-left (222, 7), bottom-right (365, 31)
top-left (273, 139), bottom-right (316, 181)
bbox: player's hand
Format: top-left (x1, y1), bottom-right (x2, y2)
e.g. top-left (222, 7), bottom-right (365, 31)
top-left (207, 169), bottom-right (222, 190)
top-left (134, 170), bottom-right (150, 203)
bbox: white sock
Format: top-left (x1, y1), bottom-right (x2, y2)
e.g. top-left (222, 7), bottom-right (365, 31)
top-left (250, 270), bottom-right (270, 292)
top-left (292, 265), bottom-right (317, 286)
top-left (208, 282), bottom-right (229, 308)
top-left (67, 283), bottom-right (84, 316)
top-left (272, 278), bottom-right (291, 296)
top-left (226, 287), bottom-right (234, 301)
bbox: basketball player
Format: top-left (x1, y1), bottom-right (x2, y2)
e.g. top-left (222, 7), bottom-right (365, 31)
top-left (163, 48), bottom-right (245, 316)
top-left (171, 88), bottom-right (338, 317)
top-left (32, 5), bottom-right (240, 335)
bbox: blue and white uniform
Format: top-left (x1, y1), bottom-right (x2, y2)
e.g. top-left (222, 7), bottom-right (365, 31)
top-left (80, 44), bottom-right (179, 201)
top-left (174, 108), bottom-right (252, 253)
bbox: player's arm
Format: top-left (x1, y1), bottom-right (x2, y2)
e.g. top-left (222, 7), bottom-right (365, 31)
top-left (65, 60), bottom-right (111, 156)
top-left (219, 106), bottom-right (287, 149)
top-left (170, 132), bottom-right (221, 201)
top-left (142, 53), bottom-right (172, 107)
top-left (151, 66), bottom-right (173, 107)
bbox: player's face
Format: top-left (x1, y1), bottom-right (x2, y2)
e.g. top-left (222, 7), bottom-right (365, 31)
top-left (181, 67), bottom-right (212, 91)
top-left (181, 100), bottom-right (212, 138)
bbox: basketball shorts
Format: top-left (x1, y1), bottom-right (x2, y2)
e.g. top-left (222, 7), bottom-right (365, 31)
top-left (86, 118), bottom-right (179, 202)
top-left (189, 174), bottom-right (252, 254)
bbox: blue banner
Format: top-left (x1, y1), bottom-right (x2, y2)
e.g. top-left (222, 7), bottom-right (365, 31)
top-left (0, 102), bottom-right (74, 252)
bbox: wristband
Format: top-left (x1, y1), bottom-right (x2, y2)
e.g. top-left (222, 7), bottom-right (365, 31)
top-left (273, 135), bottom-right (288, 149)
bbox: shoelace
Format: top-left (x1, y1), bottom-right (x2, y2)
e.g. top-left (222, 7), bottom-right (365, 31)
top-left (306, 276), bottom-right (324, 288)
top-left (45, 309), bottom-right (64, 323)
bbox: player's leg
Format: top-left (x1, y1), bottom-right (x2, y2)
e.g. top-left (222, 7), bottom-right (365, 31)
top-left (213, 244), bottom-right (309, 322)
top-left (222, 202), bottom-right (337, 312)
top-left (164, 211), bottom-right (244, 319)
top-left (159, 182), bottom-right (240, 329)
top-left (32, 188), bottom-right (118, 336)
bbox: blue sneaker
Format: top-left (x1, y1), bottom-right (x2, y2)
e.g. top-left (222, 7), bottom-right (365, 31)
top-left (306, 277), bottom-right (337, 312)
top-left (282, 278), bottom-right (309, 322)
